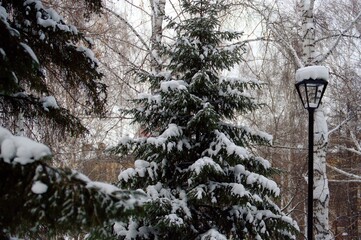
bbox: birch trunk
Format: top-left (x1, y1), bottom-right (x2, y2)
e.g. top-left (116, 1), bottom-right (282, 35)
top-left (313, 109), bottom-right (332, 240)
top-left (301, 0), bottom-right (332, 238)
top-left (150, 0), bottom-right (166, 73)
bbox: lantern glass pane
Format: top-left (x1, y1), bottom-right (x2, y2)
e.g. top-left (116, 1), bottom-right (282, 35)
top-left (298, 83), bottom-right (307, 108)
top-left (306, 83), bottom-right (325, 108)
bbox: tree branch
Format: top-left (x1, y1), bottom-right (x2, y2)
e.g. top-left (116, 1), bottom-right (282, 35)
top-left (317, 11), bottom-right (361, 64)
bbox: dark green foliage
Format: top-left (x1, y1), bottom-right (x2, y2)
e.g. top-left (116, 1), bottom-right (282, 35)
top-left (0, 0), bottom-right (106, 135)
top-left (0, 158), bottom-right (144, 239)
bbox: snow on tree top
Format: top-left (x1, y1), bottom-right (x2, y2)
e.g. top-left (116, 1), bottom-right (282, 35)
top-left (295, 66), bottom-right (329, 83)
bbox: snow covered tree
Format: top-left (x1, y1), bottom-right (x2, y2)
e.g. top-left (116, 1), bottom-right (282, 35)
top-left (0, 126), bottom-right (144, 239)
top-left (0, 1), bottom-right (147, 239)
top-left (111, 0), bottom-right (299, 239)
top-left (0, 0), bottom-right (106, 135)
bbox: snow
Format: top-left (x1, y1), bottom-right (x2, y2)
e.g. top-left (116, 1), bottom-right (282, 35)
top-left (220, 76), bottom-right (261, 85)
top-left (164, 213), bottom-right (184, 226)
top-left (72, 170), bottom-right (91, 182)
top-left (31, 180), bottom-right (48, 194)
top-left (137, 93), bottom-right (161, 104)
top-left (24, 0), bottom-right (78, 34)
top-left (231, 183), bottom-right (246, 197)
top-left (189, 157), bottom-right (224, 175)
top-left (146, 124), bottom-right (182, 147)
top-left (134, 159), bottom-right (150, 168)
top-left (20, 42), bottom-right (39, 64)
top-left (86, 181), bottom-right (121, 195)
top-left (0, 126), bottom-right (51, 164)
top-left (76, 46), bottom-right (99, 68)
top-left (200, 229), bottom-right (227, 240)
top-left (295, 66), bottom-right (329, 83)
top-left (0, 127), bottom-right (12, 145)
top-left (160, 80), bottom-right (188, 92)
top-left (118, 168), bottom-right (136, 182)
top-left (233, 164), bottom-right (280, 196)
top-left (40, 96), bottom-right (59, 111)
top-left (0, 6), bottom-right (8, 20)
top-left (206, 130), bottom-right (249, 159)
top-left (0, 48), bottom-right (5, 59)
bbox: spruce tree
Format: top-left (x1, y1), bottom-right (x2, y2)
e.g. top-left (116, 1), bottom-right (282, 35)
top-left (112, 0), bottom-right (299, 239)
top-left (0, 0), bottom-right (105, 135)
top-left (0, 1), bottom-right (145, 239)
top-left (0, 126), bottom-right (144, 239)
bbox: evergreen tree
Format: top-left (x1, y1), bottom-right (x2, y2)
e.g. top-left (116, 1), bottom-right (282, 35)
top-left (0, 1), bottom-right (145, 239)
top-left (111, 0), bottom-right (299, 239)
top-left (0, 126), bottom-right (144, 239)
top-left (0, 0), bottom-right (105, 135)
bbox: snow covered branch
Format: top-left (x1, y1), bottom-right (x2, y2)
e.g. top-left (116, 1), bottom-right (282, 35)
top-left (327, 164), bottom-right (361, 180)
top-left (0, 126), bottom-right (145, 238)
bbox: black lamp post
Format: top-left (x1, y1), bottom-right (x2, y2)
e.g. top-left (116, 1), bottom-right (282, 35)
top-left (295, 77), bottom-right (328, 240)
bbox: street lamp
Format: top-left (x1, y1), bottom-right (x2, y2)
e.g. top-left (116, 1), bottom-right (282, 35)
top-left (295, 66), bottom-right (329, 240)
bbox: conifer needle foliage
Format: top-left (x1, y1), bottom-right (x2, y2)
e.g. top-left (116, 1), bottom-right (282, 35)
top-left (111, 0), bottom-right (299, 239)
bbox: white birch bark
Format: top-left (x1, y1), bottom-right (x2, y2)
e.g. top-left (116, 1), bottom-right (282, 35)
top-left (150, 0), bottom-right (166, 73)
top-left (300, 0), bottom-right (332, 239)
top-left (313, 109), bottom-right (332, 240)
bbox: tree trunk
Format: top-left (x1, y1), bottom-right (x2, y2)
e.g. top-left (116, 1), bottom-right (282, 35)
top-left (150, 0), bottom-right (166, 73)
top-left (300, 0), bottom-right (332, 238)
top-left (313, 109), bottom-right (332, 240)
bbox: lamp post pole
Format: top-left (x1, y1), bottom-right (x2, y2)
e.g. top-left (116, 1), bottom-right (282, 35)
top-left (307, 108), bottom-right (314, 240)
top-left (295, 66), bottom-right (329, 240)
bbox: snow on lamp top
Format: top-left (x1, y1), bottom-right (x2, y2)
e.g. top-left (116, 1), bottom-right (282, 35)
top-left (295, 66), bottom-right (329, 109)
top-left (295, 66), bottom-right (329, 83)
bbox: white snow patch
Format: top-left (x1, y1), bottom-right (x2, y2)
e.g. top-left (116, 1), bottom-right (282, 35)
top-left (40, 96), bottom-right (59, 111)
top-left (147, 124), bottom-right (182, 147)
top-left (160, 80), bottom-right (188, 92)
top-left (165, 214), bottom-right (184, 226)
top-left (295, 66), bottom-right (329, 83)
top-left (134, 159), bottom-right (150, 169)
top-left (118, 168), bottom-right (136, 182)
top-left (76, 46), bottom-right (99, 68)
top-left (210, 130), bottom-right (249, 158)
top-left (0, 6), bottom-right (8, 20)
top-left (137, 93), bottom-right (161, 104)
top-left (231, 183), bottom-right (246, 197)
top-left (72, 170), bottom-right (91, 183)
top-left (200, 229), bottom-right (227, 240)
top-left (86, 181), bottom-right (121, 195)
top-left (20, 42), bottom-right (39, 64)
top-left (31, 180), bottom-right (48, 194)
top-left (189, 157), bottom-right (224, 175)
top-left (0, 127), bottom-right (51, 164)
top-left (0, 127), bottom-right (12, 145)
top-left (0, 48), bottom-right (5, 59)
